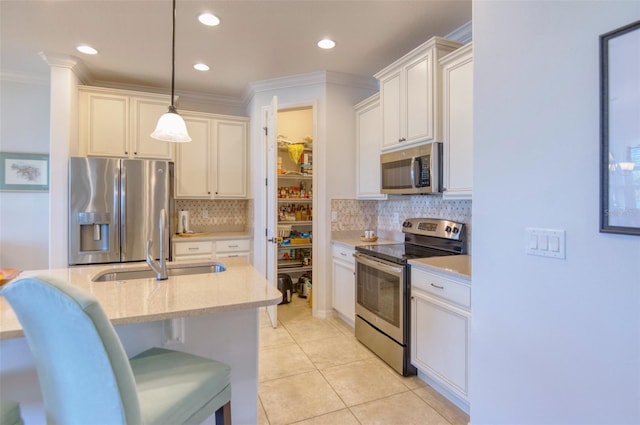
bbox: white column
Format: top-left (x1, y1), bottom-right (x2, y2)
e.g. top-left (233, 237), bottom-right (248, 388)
top-left (39, 53), bottom-right (82, 268)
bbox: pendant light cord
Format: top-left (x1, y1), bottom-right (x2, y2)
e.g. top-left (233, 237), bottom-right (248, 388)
top-left (170, 0), bottom-right (176, 110)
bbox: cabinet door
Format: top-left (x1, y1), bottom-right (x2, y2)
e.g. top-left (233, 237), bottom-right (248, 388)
top-left (332, 258), bottom-right (355, 324)
top-left (442, 47), bottom-right (473, 199)
top-left (131, 98), bottom-right (175, 160)
top-left (411, 290), bottom-right (470, 400)
top-left (380, 71), bottom-right (402, 148)
top-left (83, 92), bottom-right (129, 157)
top-left (213, 119), bottom-right (247, 198)
top-left (175, 116), bottom-right (211, 198)
top-left (405, 54), bottom-right (433, 143)
top-left (356, 96), bottom-right (387, 199)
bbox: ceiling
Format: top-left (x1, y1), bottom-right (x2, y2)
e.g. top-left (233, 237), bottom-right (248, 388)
top-left (0, 1), bottom-right (471, 100)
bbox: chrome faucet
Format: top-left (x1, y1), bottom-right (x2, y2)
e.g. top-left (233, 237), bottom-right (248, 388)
top-left (146, 208), bottom-right (168, 280)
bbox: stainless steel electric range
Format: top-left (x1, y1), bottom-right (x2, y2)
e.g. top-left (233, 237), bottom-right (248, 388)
top-left (354, 218), bottom-right (467, 376)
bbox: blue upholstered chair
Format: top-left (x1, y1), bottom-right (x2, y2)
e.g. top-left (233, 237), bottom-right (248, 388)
top-left (2, 276), bottom-right (232, 425)
top-left (0, 400), bottom-right (23, 425)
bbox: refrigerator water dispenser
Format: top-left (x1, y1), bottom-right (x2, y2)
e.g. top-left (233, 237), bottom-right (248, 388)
top-left (78, 212), bottom-right (111, 252)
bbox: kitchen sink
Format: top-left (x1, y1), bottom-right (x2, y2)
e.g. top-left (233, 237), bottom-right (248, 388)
top-left (92, 262), bottom-right (227, 282)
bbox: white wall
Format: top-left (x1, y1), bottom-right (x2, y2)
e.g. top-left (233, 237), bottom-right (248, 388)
top-left (472, 2), bottom-right (640, 424)
top-left (0, 76), bottom-right (50, 270)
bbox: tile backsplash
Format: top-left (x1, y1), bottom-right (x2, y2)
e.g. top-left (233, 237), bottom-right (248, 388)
top-left (332, 197), bottom-right (472, 251)
top-left (175, 199), bottom-right (249, 232)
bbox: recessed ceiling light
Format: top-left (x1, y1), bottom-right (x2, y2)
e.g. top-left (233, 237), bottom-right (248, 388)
top-left (76, 45), bottom-right (98, 55)
top-left (317, 39), bottom-right (336, 49)
top-left (194, 63), bottom-right (210, 71)
top-left (198, 13), bottom-right (220, 26)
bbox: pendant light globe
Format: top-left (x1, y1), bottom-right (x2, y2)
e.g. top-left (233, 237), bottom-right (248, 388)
top-left (150, 106), bottom-right (192, 143)
top-left (151, 0), bottom-right (191, 143)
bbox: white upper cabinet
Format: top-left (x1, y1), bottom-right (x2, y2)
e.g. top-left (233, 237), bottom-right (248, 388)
top-left (175, 115), bottom-right (212, 198)
top-left (175, 111), bottom-right (248, 199)
top-left (441, 43), bottom-right (473, 199)
top-left (355, 94), bottom-right (387, 199)
top-left (78, 86), bottom-right (174, 160)
top-left (375, 37), bottom-right (462, 151)
top-left (213, 119), bottom-right (247, 198)
top-left (130, 98), bottom-right (175, 160)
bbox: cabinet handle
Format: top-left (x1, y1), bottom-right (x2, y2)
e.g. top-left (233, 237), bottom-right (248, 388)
top-left (399, 138), bottom-right (406, 142)
top-left (188, 247), bottom-right (200, 251)
top-left (340, 252), bottom-right (347, 257)
top-left (430, 283), bottom-right (444, 289)
top-left (228, 244), bottom-right (239, 248)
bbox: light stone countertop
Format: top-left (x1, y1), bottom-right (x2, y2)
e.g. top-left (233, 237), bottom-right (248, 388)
top-left (409, 255), bottom-right (471, 281)
top-left (331, 233), bottom-right (400, 249)
top-left (172, 231), bottom-right (252, 242)
top-left (0, 257), bottom-right (281, 340)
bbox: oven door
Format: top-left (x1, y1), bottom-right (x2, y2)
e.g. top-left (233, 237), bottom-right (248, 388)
top-left (355, 253), bottom-right (406, 344)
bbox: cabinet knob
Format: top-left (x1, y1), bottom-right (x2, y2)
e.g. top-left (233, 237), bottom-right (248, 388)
top-left (125, 151), bottom-right (128, 155)
top-left (134, 152), bottom-right (137, 155)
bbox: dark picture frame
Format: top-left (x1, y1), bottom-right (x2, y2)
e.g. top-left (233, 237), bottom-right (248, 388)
top-left (600, 20), bottom-right (640, 235)
top-left (0, 152), bottom-right (50, 191)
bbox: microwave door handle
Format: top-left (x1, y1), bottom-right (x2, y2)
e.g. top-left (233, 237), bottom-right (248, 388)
top-left (411, 157), bottom-right (422, 188)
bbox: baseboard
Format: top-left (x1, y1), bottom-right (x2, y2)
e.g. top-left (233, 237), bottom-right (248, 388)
top-left (417, 370), bottom-right (470, 415)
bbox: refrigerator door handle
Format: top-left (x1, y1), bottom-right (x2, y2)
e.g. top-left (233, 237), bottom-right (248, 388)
top-left (120, 164), bottom-right (126, 260)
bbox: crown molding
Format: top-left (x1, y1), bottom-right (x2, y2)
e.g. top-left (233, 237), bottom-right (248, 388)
top-left (90, 79), bottom-right (245, 110)
top-left (38, 52), bottom-right (92, 84)
top-left (243, 70), bottom-right (378, 105)
top-left (445, 21), bottom-right (473, 44)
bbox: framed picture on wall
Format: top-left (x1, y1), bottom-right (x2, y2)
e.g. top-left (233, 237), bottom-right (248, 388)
top-left (0, 152), bottom-right (49, 191)
top-left (600, 20), bottom-right (640, 235)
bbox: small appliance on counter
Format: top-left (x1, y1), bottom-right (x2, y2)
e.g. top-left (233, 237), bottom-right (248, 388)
top-left (177, 210), bottom-right (190, 234)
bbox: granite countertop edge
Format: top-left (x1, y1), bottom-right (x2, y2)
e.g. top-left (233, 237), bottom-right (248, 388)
top-left (0, 257), bottom-right (280, 340)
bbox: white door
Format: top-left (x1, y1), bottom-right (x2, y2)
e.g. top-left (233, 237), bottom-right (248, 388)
top-left (264, 96), bottom-right (279, 328)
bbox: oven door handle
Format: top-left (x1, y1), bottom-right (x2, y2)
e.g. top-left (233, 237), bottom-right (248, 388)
top-left (354, 253), bottom-right (404, 276)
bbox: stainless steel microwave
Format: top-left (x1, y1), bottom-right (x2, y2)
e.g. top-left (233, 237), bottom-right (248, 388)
top-left (380, 142), bottom-right (442, 195)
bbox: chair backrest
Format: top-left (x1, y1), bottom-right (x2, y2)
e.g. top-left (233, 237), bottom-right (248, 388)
top-left (2, 276), bottom-right (142, 424)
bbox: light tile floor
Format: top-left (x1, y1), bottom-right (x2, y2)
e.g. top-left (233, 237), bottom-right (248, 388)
top-left (258, 296), bottom-right (470, 425)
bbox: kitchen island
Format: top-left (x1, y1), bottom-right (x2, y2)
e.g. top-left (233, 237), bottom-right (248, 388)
top-left (0, 257), bottom-right (281, 425)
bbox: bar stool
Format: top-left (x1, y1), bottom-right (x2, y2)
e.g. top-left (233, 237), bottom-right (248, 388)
top-left (0, 400), bottom-right (23, 425)
top-left (2, 276), bottom-right (231, 425)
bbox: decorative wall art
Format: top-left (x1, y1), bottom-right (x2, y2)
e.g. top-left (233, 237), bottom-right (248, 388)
top-left (0, 152), bottom-right (49, 191)
top-left (600, 20), bottom-right (640, 235)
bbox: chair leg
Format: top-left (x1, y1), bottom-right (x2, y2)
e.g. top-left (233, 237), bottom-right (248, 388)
top-left (215, 401), bottom-right (231, 425)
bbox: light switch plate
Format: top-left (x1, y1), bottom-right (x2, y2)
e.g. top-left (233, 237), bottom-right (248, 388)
top-left (526, 228), bottom-right (566, 259)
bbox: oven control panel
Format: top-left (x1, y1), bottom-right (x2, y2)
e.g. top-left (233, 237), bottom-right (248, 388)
top-left (402, 218), bottom-right (465, 240)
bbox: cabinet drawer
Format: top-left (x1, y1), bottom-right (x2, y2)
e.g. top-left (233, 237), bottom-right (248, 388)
top-left (332, 244), bottom-right (355, 264)
top-left (173, 241), bottom-right (214, 256)
top-left (215, 239), bottom-right (251, 253)
top-left (411, 267), bottom-right (471, 309)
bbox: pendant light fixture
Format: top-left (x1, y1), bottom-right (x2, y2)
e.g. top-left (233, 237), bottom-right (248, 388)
top-left (151, 0), bottom-right (191, 142)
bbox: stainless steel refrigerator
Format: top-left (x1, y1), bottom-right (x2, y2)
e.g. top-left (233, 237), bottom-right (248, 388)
top-left (68, 157), bottom-right (174, 265)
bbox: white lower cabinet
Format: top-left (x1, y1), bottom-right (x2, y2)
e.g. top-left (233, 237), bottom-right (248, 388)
top-left (172, 240), bottom-right (215, 261)
top-left (411, 266), bottom-right (471, 403)
top-left (331, 244), bottom-right (355, 326)
top-left (172, 238), bottom-right (251, 262)
top-left (215, 239), bottom-right (252, 262)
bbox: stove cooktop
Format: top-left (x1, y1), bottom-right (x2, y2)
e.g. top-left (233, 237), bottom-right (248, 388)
top-left (355, 218), bottom-right (467, 264)
top-left (355, 243), bottom-right (458, 264)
